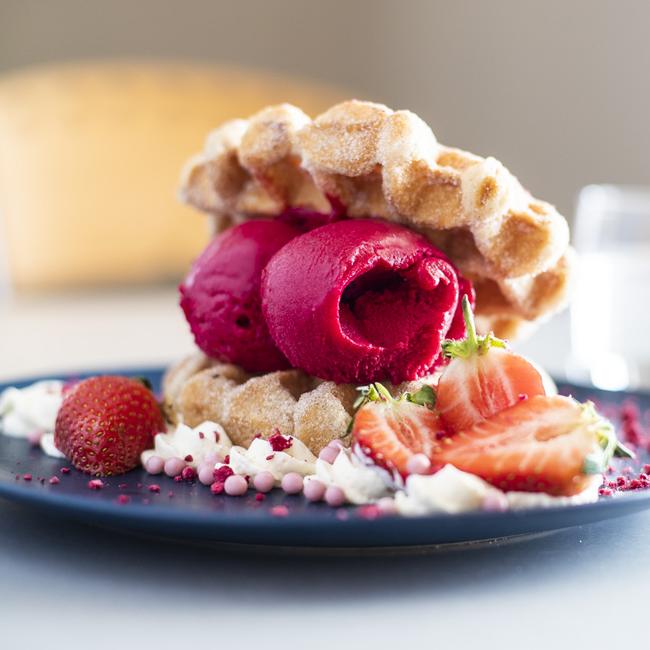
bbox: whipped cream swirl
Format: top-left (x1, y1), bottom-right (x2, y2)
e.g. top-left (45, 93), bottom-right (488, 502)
top-left (306, 447), bottom-right (392, 505)
top-left (0, 380), bottom-right (63, 438)
top-left (224, 436), bottom-right (316, 485)
top-left (141, 421), bottom-right (231, 468)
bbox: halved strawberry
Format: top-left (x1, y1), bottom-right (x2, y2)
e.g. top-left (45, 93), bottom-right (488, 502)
top-left (351, 383), bottom-right (443, 477)
top-left (437, 296), bottom-right (546, 433)
top-left (431, 394), bottom-right (628, 496)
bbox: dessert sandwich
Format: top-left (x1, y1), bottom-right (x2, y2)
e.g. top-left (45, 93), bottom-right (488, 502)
top-left (0, 100), bottom-right (634, 514)
top-left (165, 99), bottom-right (571, 452)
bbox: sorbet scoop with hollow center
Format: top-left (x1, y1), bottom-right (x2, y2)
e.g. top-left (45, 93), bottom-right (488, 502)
top-left (262, 219), bottom-right (462, 384)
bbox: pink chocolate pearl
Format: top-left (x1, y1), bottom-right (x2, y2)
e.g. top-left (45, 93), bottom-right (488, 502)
top-left (281, 472), bottom-right (304, 494)
top-left (164, 457), bottom-right (185, 477)
top-left (253, 471), bottom-right (275, 493)
top-left (406, 453), bottom-right (431, 475)
top-left (325, 485), bottom-right (346, 507)
top-left (224, 474), bottom-right (248, 496)
top-left (328, 439), bottom-right (344, 449)
top-left (198, 464), bottom-right (216, 486)
top-left (376, 497), bottom-right (397, 515)
top-left (303, 479), bottom-right (326, 502)
top-left (318, 446), bottom-right (339, 464)
top-left (27, 430), bottom-right (43, 446)
top-left (145, 456), bottom-right (164, 475)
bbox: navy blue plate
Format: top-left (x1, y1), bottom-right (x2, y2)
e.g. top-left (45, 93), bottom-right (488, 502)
top-left (1, 367), bottom-right (649, 548)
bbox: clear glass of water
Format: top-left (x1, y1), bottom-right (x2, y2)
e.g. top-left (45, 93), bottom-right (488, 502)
top-left (568, 185), bottom-right (650, 391)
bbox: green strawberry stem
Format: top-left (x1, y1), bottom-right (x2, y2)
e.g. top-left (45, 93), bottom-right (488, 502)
top-left (442, 295), bottom-right (507, 359)
top-left (375, 383), bottom-right (394, 402)
top-left (614, 440), bottom-right (635, 459)
top-left (464, 293), bottom-right (478, 350)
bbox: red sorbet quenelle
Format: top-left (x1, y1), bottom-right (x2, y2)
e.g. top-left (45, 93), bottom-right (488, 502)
top-left (262, 219), bottom-right (467, 384)
top-left (180, 220), bottom-right (301, 373)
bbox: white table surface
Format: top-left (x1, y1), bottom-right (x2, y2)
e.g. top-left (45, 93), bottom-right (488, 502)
top-left (0, 288), bottom-right (646, 650)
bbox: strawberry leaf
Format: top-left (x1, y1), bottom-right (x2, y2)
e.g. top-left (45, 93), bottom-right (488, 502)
top-left (614, 440), bottom-right (635, 459)
top-left (405, 385), bottom-right (436, 408)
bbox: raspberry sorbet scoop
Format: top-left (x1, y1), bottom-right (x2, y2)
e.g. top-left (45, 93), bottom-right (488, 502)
top-left (180, 220), bottom-right (300, 372)
top-left (262, 219), bottom-right (460, 384)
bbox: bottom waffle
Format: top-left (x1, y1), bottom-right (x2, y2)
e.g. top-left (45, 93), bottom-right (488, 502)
top-left (163, 353), bottom-right (435, 454)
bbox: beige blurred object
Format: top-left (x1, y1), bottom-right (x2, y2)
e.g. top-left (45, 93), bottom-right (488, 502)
top-left (0, 61), bottom-right (346, 289)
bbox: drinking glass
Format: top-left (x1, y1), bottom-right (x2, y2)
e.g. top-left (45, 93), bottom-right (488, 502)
top-left (568, 185), bottom-right (650, 390)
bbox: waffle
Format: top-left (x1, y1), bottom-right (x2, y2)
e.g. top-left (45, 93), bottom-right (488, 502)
top-left (180, 100), bottom-right (571, 337)
top-left (163, 352), bottom-right (435, 454)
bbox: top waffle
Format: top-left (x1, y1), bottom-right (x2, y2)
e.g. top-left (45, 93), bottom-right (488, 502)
top-left (179, 100), bottom-right (571, 338)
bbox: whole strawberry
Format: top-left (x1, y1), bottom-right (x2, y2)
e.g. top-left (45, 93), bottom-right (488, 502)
top-left (54, 376), bottom-right (165, 476)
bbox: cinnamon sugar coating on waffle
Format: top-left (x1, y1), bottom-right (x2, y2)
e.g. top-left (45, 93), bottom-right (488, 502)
top-left (163, 352), bottom-right (356, 453)
top-left (180, 100), bottom-right (571, 337)
top-left (163, 353), bottom-right (435, 454)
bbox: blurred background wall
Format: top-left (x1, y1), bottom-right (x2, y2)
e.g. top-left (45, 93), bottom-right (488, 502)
top-left (1, 0), bottom-right (647, 376)
top-left (2, 0), bottom-right (649, 220)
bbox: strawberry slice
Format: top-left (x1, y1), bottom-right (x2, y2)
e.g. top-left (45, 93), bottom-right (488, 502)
top-left (432, 394), bottom-right (627, 496)
top-left (351, 383), bottom-right (443, 477)
top-left (437, 296), bottom-right (546, 433)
